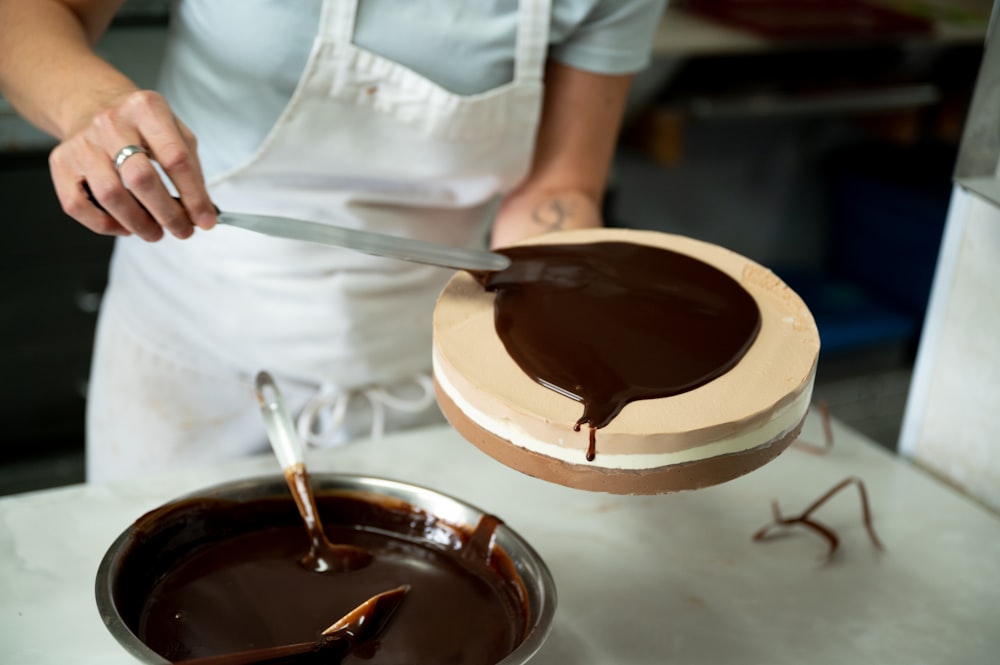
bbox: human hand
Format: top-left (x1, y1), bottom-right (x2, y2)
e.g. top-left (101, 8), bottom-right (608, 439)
top-left (48, 89), bottom-right (217, 241)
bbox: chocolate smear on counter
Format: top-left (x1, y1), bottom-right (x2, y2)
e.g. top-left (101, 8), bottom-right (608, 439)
top-left (752, 476), bottom-right (884, 561)
top-left (481, 241), bottom-right (761, 461)
top-left (118, 494), bottom-right (528, 664)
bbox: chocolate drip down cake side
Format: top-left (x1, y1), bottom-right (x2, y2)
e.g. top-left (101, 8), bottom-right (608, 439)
top-left (432, 228), bottom-right (821, 494)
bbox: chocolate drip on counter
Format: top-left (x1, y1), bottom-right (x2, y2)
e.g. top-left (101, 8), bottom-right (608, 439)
top-left (483, 241), bottom-right (761, 461)
top-left (119, 495), bottom-right (527, 665)
top-left (752, 476), bottom-right (884, 561)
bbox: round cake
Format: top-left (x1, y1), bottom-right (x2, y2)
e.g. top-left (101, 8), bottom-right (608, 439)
top-left (432, 227), bottom-right (820, 494)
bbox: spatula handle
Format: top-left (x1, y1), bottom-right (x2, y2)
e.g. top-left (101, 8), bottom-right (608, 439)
top-left (254, 371), bottom-right (304, 471)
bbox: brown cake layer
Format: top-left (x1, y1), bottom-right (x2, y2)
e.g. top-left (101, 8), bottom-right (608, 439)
top-left (436, 377), bottom-right (805, 494)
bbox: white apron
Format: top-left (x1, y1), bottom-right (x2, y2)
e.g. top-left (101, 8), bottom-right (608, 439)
top-left (87, 0), bottom-right (551, 479)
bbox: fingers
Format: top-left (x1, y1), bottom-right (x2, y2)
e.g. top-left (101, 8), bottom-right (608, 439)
top-left (49, 89), bottom-right (216, 242)
top-left (161, 118), bottom-right (217, 230)
top-left (120, 93), bottom-right (216, 232)
top-left (92, 149), bottom-right (168, 241)
top-left (116, 150), bottom-right (188, 240)
top-left (50, 138), bottom-right (161, 238)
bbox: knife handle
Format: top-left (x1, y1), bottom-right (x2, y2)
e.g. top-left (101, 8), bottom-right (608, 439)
top-left (82, 181), bottom-right (220, 216)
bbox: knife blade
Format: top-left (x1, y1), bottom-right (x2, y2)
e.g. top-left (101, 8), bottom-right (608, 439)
top-left (82, 184), bottom-right (510, 273)
top-left (218, 211), bottom-right (510, 273)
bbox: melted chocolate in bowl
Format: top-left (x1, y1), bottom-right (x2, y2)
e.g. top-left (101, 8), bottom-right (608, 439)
top-left (482, 241), bottom-right (761, 460)
top-left (97, 476), bottom-right (553, 665)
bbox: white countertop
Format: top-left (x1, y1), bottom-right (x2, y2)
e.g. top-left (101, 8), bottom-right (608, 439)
top-left (1, 412), bottom-right (998, 664)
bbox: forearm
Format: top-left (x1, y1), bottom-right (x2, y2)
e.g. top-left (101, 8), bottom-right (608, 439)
top-left (0, 0), bottom-right (133, 138)
top-left (491, 62), bottom-right (631, 249)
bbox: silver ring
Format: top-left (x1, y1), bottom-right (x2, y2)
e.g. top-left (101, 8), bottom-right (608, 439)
top-left (113, 144), bottom-right (149, 172)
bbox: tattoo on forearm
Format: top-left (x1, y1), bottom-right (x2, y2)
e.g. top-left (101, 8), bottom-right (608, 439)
top-left (531, 198), bottom-right (574, 232)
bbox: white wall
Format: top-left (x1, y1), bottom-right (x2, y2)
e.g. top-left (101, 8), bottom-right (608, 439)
top-left (900, 185), bottom-right (1000, 513)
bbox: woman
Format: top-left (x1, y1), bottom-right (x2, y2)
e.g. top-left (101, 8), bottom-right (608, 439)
top-left (0, 0), bottom-right (665, 481)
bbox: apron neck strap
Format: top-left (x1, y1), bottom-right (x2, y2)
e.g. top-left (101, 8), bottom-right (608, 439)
top-left (320, 0), bottom-right (359, 43)
top-left (319, 0), bottom-right (552, 83)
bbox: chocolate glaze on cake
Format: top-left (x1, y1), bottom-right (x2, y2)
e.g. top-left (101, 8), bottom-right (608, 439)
top-left (432, 228), bottom-right (821, 494)
top-left (114, 492), bottom-right (528, 664)
top-left (482, 241), bottom-right (761, 461)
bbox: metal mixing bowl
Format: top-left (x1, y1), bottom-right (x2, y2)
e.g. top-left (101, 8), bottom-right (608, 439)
top-left (95, 473), bottom-right (557, 664)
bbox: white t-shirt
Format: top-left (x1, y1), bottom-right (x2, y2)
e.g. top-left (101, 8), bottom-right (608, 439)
top-left (158, 0), bottom-right (666, 178)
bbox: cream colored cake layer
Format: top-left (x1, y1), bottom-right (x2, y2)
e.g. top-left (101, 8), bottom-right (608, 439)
top-left (432, 228), bottom-right (820, 466)
top-left (434, 347), bottom-right (814, 469)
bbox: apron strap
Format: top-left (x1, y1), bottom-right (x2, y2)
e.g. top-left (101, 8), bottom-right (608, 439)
top-left (320, 0), bottom-right (359, 43)
top-left (297, 374), bottom-right (437, 447)
top-left (319, 0), bottom-right (551, 83)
